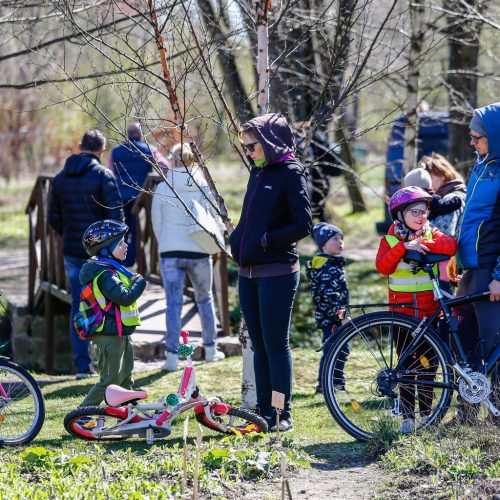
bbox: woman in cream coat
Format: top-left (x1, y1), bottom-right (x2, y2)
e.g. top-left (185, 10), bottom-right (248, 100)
top-left (152, 143), bottom-right (225, 371)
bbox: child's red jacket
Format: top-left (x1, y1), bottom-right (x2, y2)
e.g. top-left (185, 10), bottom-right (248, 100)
top-left (375, 224), bottom-right (457, 319)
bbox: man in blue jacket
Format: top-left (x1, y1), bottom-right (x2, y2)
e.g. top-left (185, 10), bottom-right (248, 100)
top-left (449, 102), bottom-right (500, 424)
top-left (109, 123), bottom-right (162, 266)
top-left (49, 129), bottom-right (124, 379)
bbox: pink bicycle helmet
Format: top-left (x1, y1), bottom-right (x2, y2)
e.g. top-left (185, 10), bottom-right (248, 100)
top-left (389, 186), bottom-right (432, 221)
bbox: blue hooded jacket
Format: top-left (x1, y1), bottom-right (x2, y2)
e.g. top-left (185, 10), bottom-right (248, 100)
top-left (457, 102), bottom-right (500, 272)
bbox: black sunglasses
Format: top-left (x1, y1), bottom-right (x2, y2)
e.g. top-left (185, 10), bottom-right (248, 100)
top-left (469, 133), bottom-right (484, 144)
top-left (241, 141), bottom-right (258, 153)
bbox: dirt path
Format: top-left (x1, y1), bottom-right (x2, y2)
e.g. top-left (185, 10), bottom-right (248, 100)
top-left (224, 461), bottom-right (386, 499)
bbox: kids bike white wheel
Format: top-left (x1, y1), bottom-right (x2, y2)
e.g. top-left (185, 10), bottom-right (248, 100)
top-left (196, 407), bottom-right (268, 434)
top-left (0, 358), bottom-right (45, 446)
top-left (64, 406), bottom-right (128, 441)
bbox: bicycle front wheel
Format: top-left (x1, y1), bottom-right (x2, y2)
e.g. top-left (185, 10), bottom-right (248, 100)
top-left (196, 407), bottom-right (268, 435)
top-left (322, 312), bottom-right (454, 441)
top-left (0, 358), bottom-right (45, 446)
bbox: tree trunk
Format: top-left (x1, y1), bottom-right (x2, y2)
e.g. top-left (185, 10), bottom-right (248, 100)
top-left (404, 1), bottom-right (425, 175)
top-left (239, 321), bottom-right (257, 409)
top-left (197, 0), bottom-right (255, 120)
top-left (445, 0), bottom-right (485, 177)
top-left (335, 111), bottom-right (366, 213)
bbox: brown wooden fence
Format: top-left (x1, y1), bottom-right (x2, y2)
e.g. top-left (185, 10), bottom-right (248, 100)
top-left (26, 174), bottom-right (230, 373)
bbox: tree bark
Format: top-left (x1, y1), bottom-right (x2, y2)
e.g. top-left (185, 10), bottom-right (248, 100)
top-left (335, 111), bottom-right (366, 213)
top-left (404, 1), bottom-right (425, 175)
top-left (445, 0), bottom-right (485, 176)
top-left (197, 0), bottom-right (255, 120)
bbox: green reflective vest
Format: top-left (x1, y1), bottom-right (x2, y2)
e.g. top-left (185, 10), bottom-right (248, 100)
top-left (92, 270), bottom-right (141, 332)
top-left (385, 230), bottom-right (437, 292)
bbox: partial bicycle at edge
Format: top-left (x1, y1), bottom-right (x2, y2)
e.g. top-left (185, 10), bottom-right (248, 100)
top-left (0, 289), bottom-right (46, 446)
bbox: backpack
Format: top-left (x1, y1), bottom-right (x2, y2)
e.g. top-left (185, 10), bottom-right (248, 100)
top-left (73, 269), bottom-right (121, 341)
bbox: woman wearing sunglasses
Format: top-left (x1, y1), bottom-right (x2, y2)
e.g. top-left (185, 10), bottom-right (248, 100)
top-left (376, 186), bottom-right (457, 434)
top-left (229, 113), bottom-right (312, 432)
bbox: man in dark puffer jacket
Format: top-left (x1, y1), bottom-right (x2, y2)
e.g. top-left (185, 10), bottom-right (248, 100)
top-left (49, 129), bottom-right (124, 379)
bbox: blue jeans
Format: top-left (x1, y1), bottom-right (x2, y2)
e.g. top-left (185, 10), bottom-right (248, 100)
top-left (238, 272), bottom-right (299, 421)
top-left (160, 256), bottom-right (218, 354)
top-left (63, 255), bottom-right (91, 373)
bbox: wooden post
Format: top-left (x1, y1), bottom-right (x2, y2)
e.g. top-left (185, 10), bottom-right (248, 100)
top-left (44, 291), bottom-right (54, 374)
top-left (181, 416), bottom-right (189, 495)
top-left (213, 252), bottom-right (230, 335)
top-left (192, 424), bottom-right (203, 500)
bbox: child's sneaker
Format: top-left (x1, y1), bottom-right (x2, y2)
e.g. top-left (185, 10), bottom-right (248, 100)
top-left (161, 352), bottom-right (179, 372)
top-left (204, 345), bottom-right (225, 363)
top-left (418, 414), bottom-right (430, 427)
top-left (400, 418), bottom-right (415, 434)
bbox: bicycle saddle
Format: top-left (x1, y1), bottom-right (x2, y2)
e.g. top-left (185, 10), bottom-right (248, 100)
top-left (403, 250), bottom-right (450, 265)
top-left (104, 384), bottom-right (148, 407)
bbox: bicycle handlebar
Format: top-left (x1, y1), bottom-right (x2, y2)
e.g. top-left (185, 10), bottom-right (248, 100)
top-left (180, 330), bottom-right (189, 345)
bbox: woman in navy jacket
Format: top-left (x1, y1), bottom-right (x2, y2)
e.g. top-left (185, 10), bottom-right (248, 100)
top-left (229, 113), bottom-right (312, 432)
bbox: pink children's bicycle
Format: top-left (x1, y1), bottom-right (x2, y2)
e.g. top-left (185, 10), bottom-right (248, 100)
top-left (64, 331), bottom-right (268, 442)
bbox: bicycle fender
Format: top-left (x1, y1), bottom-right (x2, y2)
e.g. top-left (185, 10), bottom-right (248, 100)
top-left (194, 402), bottom-right (230, 415)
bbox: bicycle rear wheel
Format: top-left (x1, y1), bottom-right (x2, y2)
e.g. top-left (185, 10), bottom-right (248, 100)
top-left (196, 407), bottom-right (268, 435)
top-left (64, 407), bottom-right (128, 441)
top-left (0, 358), bottom-right (45, 446)
top-left (322, 312), bottom-right (453, 441)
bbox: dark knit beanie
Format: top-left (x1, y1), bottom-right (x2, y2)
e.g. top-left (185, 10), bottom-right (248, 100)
top-left (312, 222), bottom-right (343, 249)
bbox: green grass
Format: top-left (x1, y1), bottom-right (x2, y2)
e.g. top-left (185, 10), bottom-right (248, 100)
top-left (379, 425), bottom-right (500, 498)
top-left (0, 179), bottom-right (32, 249)
top-left (0, 351), bottom-right (363, 498)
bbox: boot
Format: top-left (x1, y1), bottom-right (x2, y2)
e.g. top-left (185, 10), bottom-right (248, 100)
top-left (204, 345), bottom-right (225, 363)
top-left (161, 352), bottom-right (179, 372)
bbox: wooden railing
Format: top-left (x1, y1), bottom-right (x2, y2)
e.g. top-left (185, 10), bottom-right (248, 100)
top-left (26, 176), bottom-right (68, 374)
top-left (26, 174), bottom-right (230, 372)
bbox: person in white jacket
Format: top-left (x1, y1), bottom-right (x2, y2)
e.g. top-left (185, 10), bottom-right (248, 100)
top-left (152, 143), bottom-right (225, 371)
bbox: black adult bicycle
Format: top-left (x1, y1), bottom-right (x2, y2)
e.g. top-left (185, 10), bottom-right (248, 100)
top-left (0, 289), bottom-right (45, 446)
top-left (321, 252), bottom-right (500, 441)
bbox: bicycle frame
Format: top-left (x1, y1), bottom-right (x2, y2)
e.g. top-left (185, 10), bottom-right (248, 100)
top-left (83, 333), bottom-right (231, 440)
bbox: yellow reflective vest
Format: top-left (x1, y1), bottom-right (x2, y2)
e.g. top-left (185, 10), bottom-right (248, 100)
top-left (385, 230), bottom-right (437, 292)
top-left (92, 270), bottom-right (141, 332)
